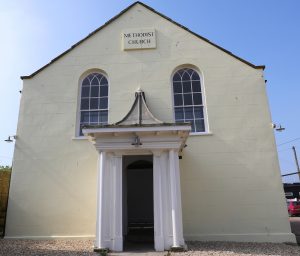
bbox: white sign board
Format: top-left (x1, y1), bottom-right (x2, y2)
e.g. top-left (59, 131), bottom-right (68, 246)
top-left (122, 28), bottom-right (156, 50)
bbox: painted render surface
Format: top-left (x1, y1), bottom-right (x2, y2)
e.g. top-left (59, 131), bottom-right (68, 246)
top-left (6, 3), bottom-right (294, 243)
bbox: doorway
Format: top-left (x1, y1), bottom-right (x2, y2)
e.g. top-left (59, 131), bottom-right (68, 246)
top-left (123, 155), bottom-right (154, 250)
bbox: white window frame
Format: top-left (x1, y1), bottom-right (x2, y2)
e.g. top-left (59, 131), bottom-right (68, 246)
top-left (171, 66), bottom-right (210, 135)
top-left (75, 70), bottom-right (110, 138)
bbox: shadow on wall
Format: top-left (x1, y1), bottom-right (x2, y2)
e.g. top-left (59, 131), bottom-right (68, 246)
top-left (5, 136), bottom-right (97, 237)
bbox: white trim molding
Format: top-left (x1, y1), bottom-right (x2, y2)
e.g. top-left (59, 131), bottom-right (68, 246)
top-left (4, 235), bottom-right (95, 240)
top-left (190, 131), bottom-right (213, 136)
top-left (184, 233), bottom-right (296, 243)
top-left (83, 125), bottom-right (190, 134)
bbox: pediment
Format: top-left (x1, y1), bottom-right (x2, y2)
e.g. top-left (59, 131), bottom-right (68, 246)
top-left (21, 2), bottom-right (263, 80)
top-left (116, 89), bottom-right (163, 126)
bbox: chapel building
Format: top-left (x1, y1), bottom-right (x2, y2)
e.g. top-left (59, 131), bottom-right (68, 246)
top-left (5, 1), bottom-right (295, 251)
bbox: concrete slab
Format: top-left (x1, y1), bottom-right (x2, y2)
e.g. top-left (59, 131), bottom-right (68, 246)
top-left (108, 242), bottom-right (167, 256)
top-left (109, 252), bottom-right (166, 256)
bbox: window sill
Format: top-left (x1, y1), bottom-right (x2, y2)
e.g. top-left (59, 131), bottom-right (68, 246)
top-left (190, 131), bottom-right (213, 136)
top-left (72, 136), bottom-right (88, 140)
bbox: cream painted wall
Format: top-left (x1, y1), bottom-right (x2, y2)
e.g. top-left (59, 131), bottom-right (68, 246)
top-left (6, 3), bottom-right (294, 242)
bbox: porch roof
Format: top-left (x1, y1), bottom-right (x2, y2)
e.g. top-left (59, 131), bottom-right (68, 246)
top-left (82, 90), bottom-right (191, 152)
top-left (82, 89), bottom-right (191, 131)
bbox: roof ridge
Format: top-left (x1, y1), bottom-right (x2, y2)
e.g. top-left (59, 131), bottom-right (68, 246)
top-left (21, 1), bottom-right (264, 79)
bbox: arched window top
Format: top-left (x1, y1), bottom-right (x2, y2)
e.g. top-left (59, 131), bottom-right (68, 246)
top-left (173, 68), bottom-right (200, 82)
top-left (82, 73), bottom-right (108, 86)
top-left (78, 72), bottom-right (109, 136)
top-left (172, 68), bottom-right (206, 133)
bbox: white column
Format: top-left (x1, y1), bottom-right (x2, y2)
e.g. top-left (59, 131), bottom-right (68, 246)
top-left (169, 149), bottom-right (183, 248)
top-left (174, 150), bottom-right (185, 245)
top-left (111, 154), bottom-right (123, 251)
top-left (95, 151), bottom-right (106, 249)
top-left (153, 151), bottom-right (165, 251)
top-left (161, 152), bottom-right (172, 250)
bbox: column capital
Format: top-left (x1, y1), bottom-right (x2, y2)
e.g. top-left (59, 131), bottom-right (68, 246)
top-left (96, 149), bottom-right (108, 154)
top-left (169, 149), bottom-right (179, 154)
top-left (112, 151), bottom-right (123, 157)
top-left (152, 150), bottom-right (163, 156)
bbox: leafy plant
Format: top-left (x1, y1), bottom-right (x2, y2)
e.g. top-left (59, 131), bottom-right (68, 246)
top-left (0, 166), bottom-right (11, 171)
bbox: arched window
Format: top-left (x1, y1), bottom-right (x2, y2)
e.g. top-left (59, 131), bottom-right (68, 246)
top-left (172, 68), bottom-right (205, 133)
top-left (79, 72), bottom-right (108, 135)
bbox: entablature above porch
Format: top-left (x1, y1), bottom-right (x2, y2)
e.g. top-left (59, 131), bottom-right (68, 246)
top-left (83, 124), bottom-right (191, 153)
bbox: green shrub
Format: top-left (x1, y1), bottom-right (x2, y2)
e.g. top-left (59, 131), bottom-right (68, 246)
top-left (0, 166), bottom-right (11, 172)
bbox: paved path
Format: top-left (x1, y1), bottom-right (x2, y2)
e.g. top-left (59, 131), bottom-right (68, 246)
top-left (109, 251), bottom-right (165, 256)
top-left (108, 243), bottom-right (166, 256)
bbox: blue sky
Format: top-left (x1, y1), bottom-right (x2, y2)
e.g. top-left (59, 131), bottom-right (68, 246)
top-left (0, 0), bottom-right (299, 182)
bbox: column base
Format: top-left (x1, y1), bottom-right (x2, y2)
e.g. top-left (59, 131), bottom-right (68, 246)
top-left (154, 235), bottom-right (165, 251)
top-left (170, 246), bottom-right (184, 252)
top-left (112, 236), bottom-right (123, 252)
top-left (94, 248), bottom-right (109, 253)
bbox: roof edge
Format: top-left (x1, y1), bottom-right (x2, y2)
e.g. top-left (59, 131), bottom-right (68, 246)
top-left (135, 2), bottom-right (265, 71)
top-left (21, 1), bottom-right (265, 80)
top-left (20, 1), bottom-right (139, 80)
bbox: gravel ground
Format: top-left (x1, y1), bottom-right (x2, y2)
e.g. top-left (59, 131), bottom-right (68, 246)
top-left (0, 239), bottom-right (98, 256)
top-left (0, 240), bottom-right (300, 256)
top-left (179, 241), bottom-right (300, 256)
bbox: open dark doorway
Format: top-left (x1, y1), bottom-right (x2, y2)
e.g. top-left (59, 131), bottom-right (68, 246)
top-left (123, 155), bottom-right (154, 250)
